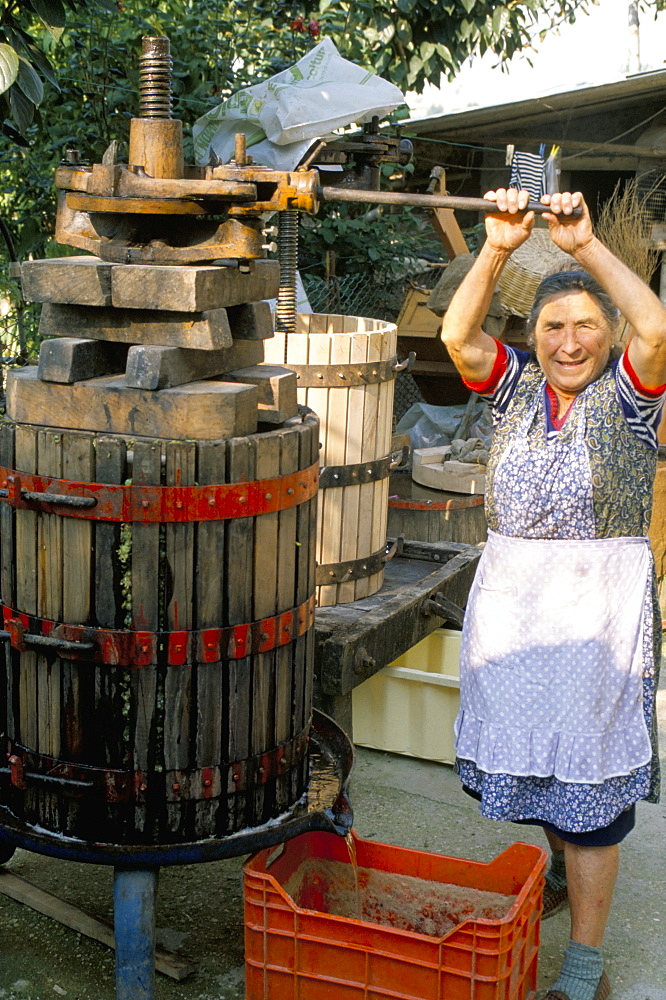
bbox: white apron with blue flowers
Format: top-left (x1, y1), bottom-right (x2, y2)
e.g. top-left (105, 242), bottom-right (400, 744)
top-left (455, 388), bottom-right (653, 808)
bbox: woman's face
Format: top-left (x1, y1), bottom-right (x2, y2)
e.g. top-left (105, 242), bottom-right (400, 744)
top-left (532, 290), bottom-right (614, 398)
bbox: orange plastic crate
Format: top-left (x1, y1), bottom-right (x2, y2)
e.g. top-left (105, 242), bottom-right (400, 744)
top-left (243, 831), bottom-right (547, 1000)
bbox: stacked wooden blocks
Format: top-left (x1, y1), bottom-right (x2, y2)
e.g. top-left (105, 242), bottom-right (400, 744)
top-left (10, 256), bottom-right (298, 439)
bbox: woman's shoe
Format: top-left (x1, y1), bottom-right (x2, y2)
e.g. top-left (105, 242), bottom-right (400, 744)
top-left (542, 970), bottom-right (611, 1000)
top-left (542, 881), bottom-right (569, 919)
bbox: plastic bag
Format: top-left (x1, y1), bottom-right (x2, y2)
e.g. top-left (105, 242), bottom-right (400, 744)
top-left (396, 403), bottom-right (468, 452)
top-left (396, 395), bottom-right (492, 456)
top-left (192, 37), bottom-right (404, 170)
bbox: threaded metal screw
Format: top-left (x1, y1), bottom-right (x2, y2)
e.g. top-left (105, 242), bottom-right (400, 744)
top-left (139, 35), bottom-right (172, 118)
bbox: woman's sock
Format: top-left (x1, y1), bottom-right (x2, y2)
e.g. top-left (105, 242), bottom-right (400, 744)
top-left (546, 848), bottom-right (567, 890)
top-left (550, 940), bottom-right (604, 1000)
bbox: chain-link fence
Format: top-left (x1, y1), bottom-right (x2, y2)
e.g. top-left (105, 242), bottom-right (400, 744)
top-left (0, 272), bottom-right (40, 366)
top-left (635, 169), bottom-right (666, 224)
top-left (302, 265), bottom-right (441, 421)
top-left (301, 266), bottom-right (440, 323)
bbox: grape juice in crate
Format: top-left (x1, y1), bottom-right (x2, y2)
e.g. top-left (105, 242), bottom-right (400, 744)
top-left (244, 830), bottom-right (547, 1000)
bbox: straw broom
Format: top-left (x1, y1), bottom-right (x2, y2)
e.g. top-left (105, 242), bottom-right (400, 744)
top-left (594, 176), bottom-right (663, 346)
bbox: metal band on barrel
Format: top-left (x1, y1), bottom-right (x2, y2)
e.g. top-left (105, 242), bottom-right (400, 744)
top-left (287, 357), bottom-right (399, 387)
top-left (0, 595), bottom-right (316, 665)
top-left (2, 728), bottom-right (310, 803)
top-left (319, 454), bottom-right (392, 489)
top-left (316, 545), bottom-right (388, 585)
top-left (0, 460), bottom-right (319, 522)
top-left (319, 444), bottom-right (409, 490)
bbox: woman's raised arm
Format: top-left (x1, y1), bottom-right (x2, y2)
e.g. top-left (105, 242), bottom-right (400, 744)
top-left (439, 188), bottom-right (534, 384)
top-left (542, 191), bottom-right (666, 389)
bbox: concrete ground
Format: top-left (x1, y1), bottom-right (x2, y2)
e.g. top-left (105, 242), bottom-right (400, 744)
top-left (0, 674), bottom-right (664, 999)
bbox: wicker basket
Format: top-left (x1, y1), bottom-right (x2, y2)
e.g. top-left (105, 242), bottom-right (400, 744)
top-left (498, 228), bottom-right (574, 317)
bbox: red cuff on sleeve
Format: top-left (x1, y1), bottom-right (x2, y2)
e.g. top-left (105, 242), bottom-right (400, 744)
top-left (623, 348), bottom-right (666, 397)
top-left (462, 340), bottom-right (508, 394)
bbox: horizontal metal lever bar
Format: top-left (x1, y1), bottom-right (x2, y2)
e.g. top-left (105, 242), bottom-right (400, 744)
top-left (319, 186), bottom-right (582, 218)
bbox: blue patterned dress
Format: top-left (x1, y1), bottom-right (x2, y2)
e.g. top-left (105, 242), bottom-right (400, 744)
top-left (455, 349), bottom-right (663, 833)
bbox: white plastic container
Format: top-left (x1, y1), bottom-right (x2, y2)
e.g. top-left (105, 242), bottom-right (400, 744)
top-left (352, 628), bottom-right (461, 764)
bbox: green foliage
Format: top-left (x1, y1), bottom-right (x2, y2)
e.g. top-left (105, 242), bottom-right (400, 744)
top-left (2, 0), bottom-right (604, 146)
top-left (0, 0), bottom-right (118, 142)
top-left (2, 0), bottom-right (664, 355)
top-left (307, 0), bottom-right (597, 92)
top-left (300, 203), bottom-right (445, 279)
top-left (300, 164), bottom-right (445, 278)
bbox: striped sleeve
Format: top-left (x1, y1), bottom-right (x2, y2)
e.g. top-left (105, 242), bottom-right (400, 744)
top-left (615, 351), bottom-right (666, 449)
top-left (463, 341), bottom-right (530, 423)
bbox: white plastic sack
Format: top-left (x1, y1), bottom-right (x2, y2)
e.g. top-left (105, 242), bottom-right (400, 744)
top-left (396, 403), bottom-right (468, 453)
top-left (396, 396), bottom-right (492, 455)
top-left (192, 37), bottom-right (404, 170)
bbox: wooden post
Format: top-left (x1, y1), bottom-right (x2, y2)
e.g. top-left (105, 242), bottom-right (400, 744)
top-left (429, 168), bottom-right (471, 259)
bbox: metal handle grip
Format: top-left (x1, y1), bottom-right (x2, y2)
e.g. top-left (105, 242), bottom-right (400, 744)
top-left (0, 487), bottom-right (97, 509)
top-left (0, 624), bottom-right (95, 654)
top-left (393, 351), bottom-right (416, 374)
top-left (421, 592), bottom-right (465, 627)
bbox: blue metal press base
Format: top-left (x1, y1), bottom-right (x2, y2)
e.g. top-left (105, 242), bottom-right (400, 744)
top-left (0, 710), bottom-right (353, 867)
top-left (114, 867), bottom-right (159, 1000)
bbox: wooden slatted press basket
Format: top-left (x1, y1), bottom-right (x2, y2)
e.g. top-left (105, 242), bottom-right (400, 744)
top-left (265, 314), bottom-right (398, 607)
top-left (0, 255), bottom-right (320, 847)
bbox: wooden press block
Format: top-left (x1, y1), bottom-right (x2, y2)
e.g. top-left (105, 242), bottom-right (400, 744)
top-left (6, 367), bottom-right (258, 440)
top-left (226, 301), bottom-right (274, 340)
top-left (125, 339), bottom-right (265, 390)
top-left (21, 256), bottom-right (113, 307)
top-left (110, 259), bottom-right (280, 312)
top-left (38, 303), bottom-right (233, 351)
top-left (37, 337), bottom-right (129, 383)
top-left (225, 365), bottom-right (298, 424)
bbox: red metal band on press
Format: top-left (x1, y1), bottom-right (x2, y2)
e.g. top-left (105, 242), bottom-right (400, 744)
top-left (4, 727), bottom-right (310, 802)
top-left (0, 460), bottom-right (319, 522)
top-left (0, 595), bottom-right (316, 665)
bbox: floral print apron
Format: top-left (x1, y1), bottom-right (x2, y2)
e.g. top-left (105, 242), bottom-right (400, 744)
top-left (455, 381), bottom-right (658, 831)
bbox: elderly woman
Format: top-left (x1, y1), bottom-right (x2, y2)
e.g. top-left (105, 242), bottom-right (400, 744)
top-left (440, 189), bottom-right (666, 1000)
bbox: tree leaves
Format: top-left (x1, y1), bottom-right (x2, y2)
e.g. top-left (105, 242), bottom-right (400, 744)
top-left (0, 43), bottom-right (19, 96)
top-left (492, 5), bottom-right (510, 33)
top-left (308, 0), bottom-right (602, 94)
top-left (17, 57), bottom-right (44, 105)
top-left (31, 0), bottom-right (67, 30)
top-left (10, 80), bottom-right (35, 131)
top-left (0, 0), bottom-right (112, 138)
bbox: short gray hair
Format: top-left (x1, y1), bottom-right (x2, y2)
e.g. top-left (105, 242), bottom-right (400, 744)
top-left (526, 271), bottom-right (620, 346)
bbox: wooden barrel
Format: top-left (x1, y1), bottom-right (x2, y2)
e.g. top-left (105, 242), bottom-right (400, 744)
top-left (0, 412), bottom-right (319, 846)
top-left (387, 473), bottom-right (487, 545)
top-left (265, 314), bottom-right (397, 607)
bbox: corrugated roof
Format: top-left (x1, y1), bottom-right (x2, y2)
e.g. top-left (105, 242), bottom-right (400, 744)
top-left (407, 70), bottom-right (666, 138)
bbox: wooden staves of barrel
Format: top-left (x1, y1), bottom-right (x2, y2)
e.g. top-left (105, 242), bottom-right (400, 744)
top-left (387, 475), bottom-right (488, 547)
top-left (265, 314), bottom-right (398, 607)
top-left (0, 412), bottom-right (319, 846)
